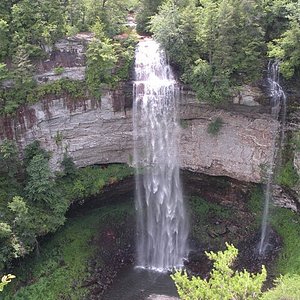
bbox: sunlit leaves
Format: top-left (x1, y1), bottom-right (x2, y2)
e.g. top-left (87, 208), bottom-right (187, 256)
top-left (171, 244), bottom-right (267, 300)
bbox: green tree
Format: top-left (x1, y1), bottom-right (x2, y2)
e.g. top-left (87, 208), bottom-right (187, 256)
top-left (64, 0), bottom-right (87, 35)
top-left (213, 0), bottom-right (264, 83)
top-left (136, 0), bottom-right (164, 34)
top-left (25, 154), bottom-right (55, 204)
top-left (150, 0), bottom-right (200, 73)
top-left (0, 19), bottom-right (9, 61)
top-left (86, 37), bottom-right (117, 99)
top-left (151, 0), bottom-right (265, 104)
top-left (171, 243), bottom-right (267, 300)
top-left (11, 0), bottom-right (65, 56)
top-left (0, 140), bottom-right (20, 178)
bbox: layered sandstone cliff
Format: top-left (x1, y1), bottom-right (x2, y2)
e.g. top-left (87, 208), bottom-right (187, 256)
top-left (0, 93), bottom-right (279, 183)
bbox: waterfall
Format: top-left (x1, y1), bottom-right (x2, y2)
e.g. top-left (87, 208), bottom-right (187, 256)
top-left (259, 60), bottom-right (286, 255)
top-left (133, 39), bottom-right (189, 271)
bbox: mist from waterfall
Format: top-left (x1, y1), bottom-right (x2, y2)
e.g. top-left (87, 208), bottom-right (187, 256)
top-left (259, 61), bottom-right (286, 255)
top-left (133, 39), bottom-right (188, 271)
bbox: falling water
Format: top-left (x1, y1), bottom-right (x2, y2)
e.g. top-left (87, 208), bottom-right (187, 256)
top-left (133, 39), bottom-right (188, 271)
top-left (259, 60), bottom-right (286, 255)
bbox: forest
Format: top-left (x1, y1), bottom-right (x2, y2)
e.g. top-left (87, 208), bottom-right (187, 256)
top-left (1, 0), bottom-right (300, 299)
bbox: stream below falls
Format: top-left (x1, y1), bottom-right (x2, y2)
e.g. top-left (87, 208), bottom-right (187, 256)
top-left (102, 266), bottom-right (178, 300)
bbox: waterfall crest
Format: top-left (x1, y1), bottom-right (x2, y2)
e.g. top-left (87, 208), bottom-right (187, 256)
top-left (133, 39), bottom-right (188, 271)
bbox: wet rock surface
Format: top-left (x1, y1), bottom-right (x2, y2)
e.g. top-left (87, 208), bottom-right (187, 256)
top-left (147, 295), bottom-right (179, 300)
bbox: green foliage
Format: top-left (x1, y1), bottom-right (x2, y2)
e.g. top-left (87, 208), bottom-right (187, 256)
top-left (61, 154), bottom-right (77, 178)
top-left (11, 0), bottom-right (65, 54)
top-left (113, 36), bottom-right (137, 83)
top-left (25, 154), bottom-right (55, 204)
top-left (190, 196), bottom-right (231, 221)
top-left (262, 274), bottom-right (300, 300)
top-left (270, 208), bottom-right (300, 275)
top-left (171, 243), bottom-right (267, 300)
top-left (207, 117), bottom-right (224, 136)
top-left (247, 187), bottom-right (264, 216)
top-left (189, 196), bottom-right (232, 246)
top-left (180, 119), bottom-right (188, 129)
top-left (26, 78), bottom-right (86, 104)
top-left (54, 131), bottom-right (63, 146)
top-left (85, 0), bottom-right (129, 37)
top-left (150, 0), bottom-right (199, 74)
top-left (2, 203), bottom-right (133, 299)
top-left (0, 274), bottom-right (15, 292)
top-left (276, 161), bottom-right (299, 188)
top-left (53, 66), bottom-right (64, 75)
top-left (183, 59), bottom-right (231, 105)
top-left (266, 1), bottom-right (300, 79)
top-left (136, 0), bottom-right (163, 34)
top-left (23, 141), bottom-right (49, 167)
top-left (0, 19), bottom-right (9, 61)
top-left (150, 0), bottom-right (264, 105)
top-left (86, 38), bottom-right (117, 99)
top-left (0, 223), bottom-right (12, 239)
top-left (58, 164), bottom-right (134, 203)
top-left (291, 131), bottom-right (300, 152)
top-left (0, 140), bottom-right (20, 178)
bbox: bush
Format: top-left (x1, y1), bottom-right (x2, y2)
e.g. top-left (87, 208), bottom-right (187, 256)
top-left (53, 66), bottom-right (64, 75)
top-left (207, 117), bottom-right (224, 136)
top-left (171, 243), bottom-right (267, 300)
top-left (276, 161), bottom-right (299, 188)
top-left (262, 274), bottom-right (300, 300)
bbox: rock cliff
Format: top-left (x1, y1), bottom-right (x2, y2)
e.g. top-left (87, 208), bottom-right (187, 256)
top-left (0, 93), bottom-right (279, 183)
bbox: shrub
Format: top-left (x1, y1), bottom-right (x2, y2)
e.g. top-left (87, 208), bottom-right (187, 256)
top-left (171, 243), bottom-right (266, 300)
top-left (276, 161), bottom-right (299, 188)
top-left (207, 117), bottom-right (224, 136)
top-left (262, 274), bottom-right (300, 300)
top-left (53, 66), bottom-right (64, 75)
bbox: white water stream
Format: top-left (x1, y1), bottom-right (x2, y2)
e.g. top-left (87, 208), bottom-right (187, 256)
top-left (259, 61), bottom-right (286, 255)
top-left (133, 39), bottom-right (188, 271)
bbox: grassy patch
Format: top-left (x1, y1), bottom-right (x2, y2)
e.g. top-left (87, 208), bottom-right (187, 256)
top-left (247, 186), bottom-right (264, 230)
top-left (190, 196), bottom-right (233, 246)
top-left (190, 196), bottom-right (231, 220)
top-left (276, 161), bottom-right (299, 188)
top-left (2, 202), bottom-right (133, 300)
top-left (271, 207), bottom-right (300, 275)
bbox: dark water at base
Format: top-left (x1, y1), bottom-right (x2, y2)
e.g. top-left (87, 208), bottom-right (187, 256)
top-left (102, 266), bottom-right (179, 300)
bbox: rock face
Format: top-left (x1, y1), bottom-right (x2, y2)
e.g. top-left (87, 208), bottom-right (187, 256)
top-left (233, 85), bottom-right (263, 106)
top-left (0, 93), bottom-right (279, 183)
top-left (180, 99), bottom-right (279, 183)
top-left (0, 94), bottom-right (133, 170)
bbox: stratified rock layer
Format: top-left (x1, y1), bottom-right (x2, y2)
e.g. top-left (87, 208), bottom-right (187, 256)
top-left (0, 94), bottom-right (279, 183)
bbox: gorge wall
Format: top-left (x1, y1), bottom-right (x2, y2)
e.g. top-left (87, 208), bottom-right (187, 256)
top-left (0, 92), bottom-right (279, 183)
top-left (0, 34), bottom-right (281, 184)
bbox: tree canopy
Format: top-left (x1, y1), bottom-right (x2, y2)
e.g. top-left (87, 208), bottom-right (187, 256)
top-left (148, 0), bottom-right (300, 103)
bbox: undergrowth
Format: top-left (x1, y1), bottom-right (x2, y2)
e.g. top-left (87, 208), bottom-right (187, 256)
top-left (2, 203), bottom-right (133, 300)
top-left (270, 208), bottom-right (300, 275)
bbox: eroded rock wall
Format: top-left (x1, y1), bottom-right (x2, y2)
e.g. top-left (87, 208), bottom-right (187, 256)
top-left (0, 94), bottom-right (279, 183)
